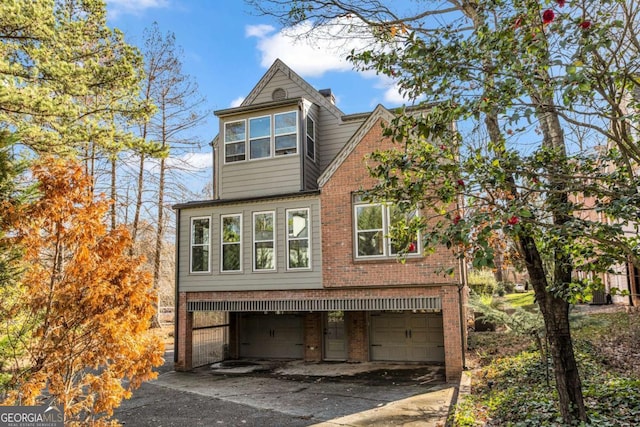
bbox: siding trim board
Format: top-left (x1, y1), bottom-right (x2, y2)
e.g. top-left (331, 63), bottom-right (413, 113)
top-left (187, 297), bottom-right (442, 312)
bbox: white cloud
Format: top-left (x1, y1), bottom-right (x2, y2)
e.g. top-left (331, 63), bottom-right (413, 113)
top-left (245, 24), bottom-right (276, 39)
top-left (246, 17), bottom-right (417, 108)
top-left (230, 96), bottom-right (245, 108)
top-left (106, 0), bottom-right (168, 18)
top-left (246, 17), bottom-right (376, 78)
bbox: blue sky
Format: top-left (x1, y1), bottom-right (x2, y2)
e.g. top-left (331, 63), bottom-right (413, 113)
top-left (105, 0), bottom-right (405, 171)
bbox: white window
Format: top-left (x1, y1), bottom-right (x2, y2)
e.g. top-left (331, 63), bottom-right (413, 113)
top-left (249, 115), bottom-right (271, 159)
top-left (253, 211), bottom-right (275, 271)
top-left (354, 202), bottom-right (419, 259)
top-left (190, 217), bottom-right (210, 273)
top-left (223, 111), bottom-right (298, 163)
top-left (275, 111), bottom-right (297, 156)
top-left (221, 214), bottom-right (242, 272)
top-left (287, 208), bottom-right (310, 269)
top-left (224, 120), bottom-right (246, 163)
top-left (306, 116), bottom-right (315, 161)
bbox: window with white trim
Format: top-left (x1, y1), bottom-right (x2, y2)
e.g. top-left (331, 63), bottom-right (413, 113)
top-left (190, 217), bottom-right (210, 273)
top-left (224, 120), bottom-right (246, 163)
top-left (306, 116), bottom-right (315, 161)
top-left (221, 214), bottom-right (242, 272)
top-left (354, 200), bottom-right (419, 259)
top-left (275, 111), bottom-right (297, 156)
top-left (249, 115), bottom-right (271, 159)
top-left (287, 208), bottom-right (310, 269)
top-left (223, 110), bottom-right (298, 163)
top-left (253, 211), bottom-right (275, 271)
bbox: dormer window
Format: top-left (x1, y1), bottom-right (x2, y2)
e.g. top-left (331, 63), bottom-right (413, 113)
top-left (224, 120), bottom-right (246, 163)
top-left (224, 110), bottom-right (298, 163)
top-left (250, 116), bottom-right (271, 159)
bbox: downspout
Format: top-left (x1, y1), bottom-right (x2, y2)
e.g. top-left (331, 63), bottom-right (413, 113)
top-left (299, 100), bottom-right (305, 192)
top-left (458, 260), bottom-right (467, 370)
top-left (174, 207), bottom-right (181, 363)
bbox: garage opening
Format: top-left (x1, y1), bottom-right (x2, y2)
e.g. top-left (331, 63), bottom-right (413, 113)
top-left (238, 313), bottom-right (304, 359)
top-left (370, 311), bottom-right (445, 363)
top-left (192, 311), bottom-right (229, 368)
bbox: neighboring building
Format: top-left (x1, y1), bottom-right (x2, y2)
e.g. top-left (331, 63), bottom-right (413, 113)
top-left (172, 59), bottom-right (467, 381)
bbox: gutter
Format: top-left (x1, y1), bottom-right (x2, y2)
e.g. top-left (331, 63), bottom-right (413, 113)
top-left (173, 207), bottom-right (180, 364)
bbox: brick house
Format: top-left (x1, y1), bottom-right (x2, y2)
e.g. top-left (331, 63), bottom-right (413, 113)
top-left (172, 59), bottom-right (468, 381)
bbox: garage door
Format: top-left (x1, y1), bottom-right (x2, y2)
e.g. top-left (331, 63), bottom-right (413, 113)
top-left (239, 313), bottom-right (304, 359)
top-left (370, 312), bottom-right (444, 362)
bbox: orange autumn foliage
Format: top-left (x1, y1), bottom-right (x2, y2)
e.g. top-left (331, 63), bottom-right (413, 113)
top-left (2, 158), bottom-right (164, 426)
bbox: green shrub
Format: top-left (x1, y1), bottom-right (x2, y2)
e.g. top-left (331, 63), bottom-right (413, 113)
top-left (468, 269), bottom-right (498, 295)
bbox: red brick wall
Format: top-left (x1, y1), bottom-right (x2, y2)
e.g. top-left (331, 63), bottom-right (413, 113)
top-left (183, 286), bottom-right (441, 302)
top-left (346, 311), bottom-right (367, 362)
top-left (320, 117), bottom-right (460, 288)
top-left (304, 312), bottom-right (322, 361)
top-left (441, 286), bottom-right (464, 381)
top-left (175, 292), bottom-right (193, 371)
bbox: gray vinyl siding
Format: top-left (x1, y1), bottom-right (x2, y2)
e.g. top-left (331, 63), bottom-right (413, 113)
top-left (177, 197), bottom-right (322, 292)
top-left (250, 69), bottom-right (316, 104)
top-left (220, 155), bottom-right (302, 199)
top-left (318, 115), bottom-right (365, 171)
top-left (218, 104), bottom-right (303, 199)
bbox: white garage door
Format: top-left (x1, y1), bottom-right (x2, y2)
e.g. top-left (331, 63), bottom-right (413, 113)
top-left (370, 312), bottom-right (445, 362)
top-left (239, 313), bottom-right (304, 359)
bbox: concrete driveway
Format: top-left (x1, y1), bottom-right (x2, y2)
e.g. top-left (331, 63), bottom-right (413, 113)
top-left (114, 355), bottom-right (455, 426)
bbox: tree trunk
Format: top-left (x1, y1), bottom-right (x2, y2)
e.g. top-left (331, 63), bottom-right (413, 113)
top-left (130, 152), bottom-right (145, 255)
top-left (110, 156), bottom-right (117, 230)
top-left (519, 234), bottom-right (588, 423)
top-left (150, 155), bottom-right (165, 329)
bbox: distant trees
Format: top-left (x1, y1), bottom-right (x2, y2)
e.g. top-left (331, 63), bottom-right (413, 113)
top-left (128, 22), bottom-right (209, 326)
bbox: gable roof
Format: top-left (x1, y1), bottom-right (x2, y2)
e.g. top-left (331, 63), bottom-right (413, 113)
top-left (317, 104), bottom-right (395, 188)
top-left (242, 58), bottom-right (346, 121)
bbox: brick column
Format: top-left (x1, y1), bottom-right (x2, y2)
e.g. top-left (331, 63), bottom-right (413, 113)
top-left (304, 312), bottom-right (322, 361)
top-left (346, 311), bottom-right (367, 362)
top-left (228, 312), bottom-right (239, 359)
top-left (441, 286), bottom-right (464, 382)
top-left (174, 292), bottom-right (193, 371)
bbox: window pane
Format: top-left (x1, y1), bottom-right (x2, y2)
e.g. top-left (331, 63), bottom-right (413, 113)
top-left (287, 210), bottom-right (308, 238)
top-left (225, 121), bottom-right (245, 142)
top-left (389, 206), bottom-right (419, 254)
top-left (192, 218), bottom-right (209, 245)
top-left (222, 216), bottom-right (241, 243)
top-left (254, 213), bottom-right (274, 240)
top-left (255, 242), bottom-right (274, 270)
top-left (275, 111), bottom-right (296, 134)
top-left (306, 116), bottom-right (314, 138)
top-left (191, 246), bottom-right (209, 272)
top-left (222, 244), bottom-right (240, 271)
top-left (356, 205), bottom-right (383, 230)
top-left (288, 239), bottom-right (309, 268)
top-left (250, 116), bottom-right (270, 138)
top-left (357, 231), bottom-right (384, 256)
top-left (225, 142), bottom-right (245, 162)
top-left (275, 134), bottom-right (297, 155)
top-left (306, 135), bottom-right (315, 160)
top-left (250, 137), bottom-right (270, 159)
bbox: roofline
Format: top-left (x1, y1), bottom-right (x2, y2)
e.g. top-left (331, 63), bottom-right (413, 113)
top-left (172, 189), bottom-right (321, 210)
top-left (317, 104), bottom-right (395, 188)
top-left (214, 97), bottom-right (302, 118)
top-left (242, 59), bottom-right (346, 121)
